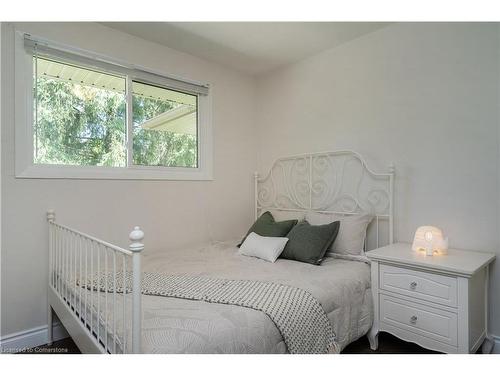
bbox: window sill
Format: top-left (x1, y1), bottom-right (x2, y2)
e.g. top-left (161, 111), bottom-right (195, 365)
top-left (15, 164), bottom-right (213, 181)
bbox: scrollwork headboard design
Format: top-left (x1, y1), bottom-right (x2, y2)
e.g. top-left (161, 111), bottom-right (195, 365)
top-left (255, 150), bottom-right (394, 251)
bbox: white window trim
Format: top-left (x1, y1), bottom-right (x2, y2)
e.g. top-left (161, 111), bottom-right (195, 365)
top-left (14, 30), bottom-right (213, 181)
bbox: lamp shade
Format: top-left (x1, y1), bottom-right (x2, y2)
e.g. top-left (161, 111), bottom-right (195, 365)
top-left (412, 226), bottom-right (446, 255)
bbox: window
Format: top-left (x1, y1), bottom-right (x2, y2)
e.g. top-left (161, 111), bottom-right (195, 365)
top-left (16, 33), bottom-right (212, 180)
top-left (131, 81), bottom-right (197, 168)
top-left (34, 57), bottom-right (127, 167)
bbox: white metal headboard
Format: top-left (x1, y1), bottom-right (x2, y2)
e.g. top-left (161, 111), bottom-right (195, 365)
top-left (255, 150), bottom-right (395, 250)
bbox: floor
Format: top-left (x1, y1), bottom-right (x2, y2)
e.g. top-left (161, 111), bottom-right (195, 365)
top-left (342, 332), bottom-right (438, 354)
top-left (22, 332), bottom-right (439, 354)
top-left (18, 337), bottom-right (81, 354)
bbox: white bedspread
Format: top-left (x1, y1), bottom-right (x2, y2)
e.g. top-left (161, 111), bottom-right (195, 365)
top-left (65, 241), bottom-right (373, 353)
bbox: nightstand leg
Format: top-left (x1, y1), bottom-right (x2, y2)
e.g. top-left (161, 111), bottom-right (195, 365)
top-left (367, 328), bottom-right (379, 350)
top-left (481, 266), bottom-right (493, 354)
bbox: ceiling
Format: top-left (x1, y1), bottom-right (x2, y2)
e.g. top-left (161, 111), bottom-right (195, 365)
top-left (101, 22), bottom-right (391, 76)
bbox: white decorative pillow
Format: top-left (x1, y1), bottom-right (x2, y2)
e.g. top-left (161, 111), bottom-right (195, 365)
top-left (305, 212), bottom-right (374, 256)
top-left (268, 210), bottom-right (305, 222)
top-left (239, 232), bottom-right (289, 263)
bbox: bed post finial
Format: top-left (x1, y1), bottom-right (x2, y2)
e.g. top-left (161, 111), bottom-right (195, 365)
top-left (388, 163), bottom-right (395, 244)
top-left (46, 209), bottom-right (56, 223)
top-left (129, 226), bottom-right (144, 353)
top-left (388, 162), bottom-right (395, 174)
top-left (129, 226), bottom-right (144, 252)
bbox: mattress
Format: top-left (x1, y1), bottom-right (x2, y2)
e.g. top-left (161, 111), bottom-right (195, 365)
top-left (60, 240), bottom-right (373, 353)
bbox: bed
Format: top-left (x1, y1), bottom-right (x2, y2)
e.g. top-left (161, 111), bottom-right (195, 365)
top-left (46, 150), bottom-right (395, 354)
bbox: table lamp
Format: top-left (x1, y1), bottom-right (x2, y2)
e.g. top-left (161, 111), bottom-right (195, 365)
top-left (412, 226), bottom-right (448, 256)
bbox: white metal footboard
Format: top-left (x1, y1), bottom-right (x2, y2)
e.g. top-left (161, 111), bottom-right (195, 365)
top-left (46, 210), bottom-right (144, 354)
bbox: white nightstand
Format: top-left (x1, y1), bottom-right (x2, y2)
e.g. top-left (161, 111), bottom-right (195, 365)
top-left (366, 243), bottom-right (495, 354)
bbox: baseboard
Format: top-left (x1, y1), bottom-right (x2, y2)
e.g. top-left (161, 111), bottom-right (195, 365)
top-left (0, 322), bottom-right (69, 353)
top-left (492, 335), bottom-right (500, 354)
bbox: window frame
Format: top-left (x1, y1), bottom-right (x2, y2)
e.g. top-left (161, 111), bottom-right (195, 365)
top-left (14, 31), bottom-right (213, 180)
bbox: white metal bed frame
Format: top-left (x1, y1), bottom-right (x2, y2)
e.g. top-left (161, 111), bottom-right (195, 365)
top-left (255, 150), bottom-right (394, 250)
top-left (47, 212), bottom-right (144, 353)
top-left (47, 150), bottom-right (394, 354)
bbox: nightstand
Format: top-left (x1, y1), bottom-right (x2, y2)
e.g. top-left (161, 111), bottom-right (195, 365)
top-left (366, 243), bottom-right (495, 354)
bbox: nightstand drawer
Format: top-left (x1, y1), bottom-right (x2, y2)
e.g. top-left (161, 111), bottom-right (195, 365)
top-left (380, 264), bottom-right (457, 307)
top-left (380, 294), bottom-right (458, 346)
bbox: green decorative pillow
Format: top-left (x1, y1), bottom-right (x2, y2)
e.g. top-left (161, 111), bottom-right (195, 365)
top-left (280, 220), bottom-right (340, 265)
top-left (238, 211), bottom-right (297, 247)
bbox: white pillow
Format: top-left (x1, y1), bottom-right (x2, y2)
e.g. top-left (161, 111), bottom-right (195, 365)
top-left (239, 232), bottom-right (289, 263)
top-left (269, 210), bottom-right (305, 222)
top-left (305, 212), bottom-right (374, 256)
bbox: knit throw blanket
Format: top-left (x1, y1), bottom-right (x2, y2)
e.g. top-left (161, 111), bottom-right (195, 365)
top-left (79, 272), bottom-right (339, 354)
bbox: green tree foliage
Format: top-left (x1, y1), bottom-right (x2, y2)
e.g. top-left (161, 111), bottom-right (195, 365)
top-left (132, 95), bottom-right (197, 168)
top-left (34, 76), bottom-right (197, 168)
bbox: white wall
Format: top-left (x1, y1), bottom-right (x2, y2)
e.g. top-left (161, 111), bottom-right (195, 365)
top-left (3, 21), bottom-right (500, 346)
top-left (1, 22), bottom-right (257, 337)
top-left (0, 22), bottom-right (3, 341)
top-left (256, 23), bottom-right (500, 336)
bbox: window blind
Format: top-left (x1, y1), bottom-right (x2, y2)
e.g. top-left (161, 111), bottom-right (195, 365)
top-left (24, 34), bottom-right (210, 96)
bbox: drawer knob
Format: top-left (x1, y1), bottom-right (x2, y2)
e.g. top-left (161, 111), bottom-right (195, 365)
top-left (410, 315), bottom-right (418, 324)
top-left (410, 281), bottom-right (417, 290)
